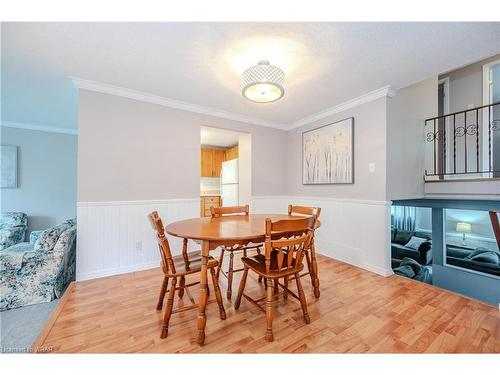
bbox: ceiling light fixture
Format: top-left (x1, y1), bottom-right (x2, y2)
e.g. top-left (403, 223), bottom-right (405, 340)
top-left (242, 60), bottom-right (285, 103)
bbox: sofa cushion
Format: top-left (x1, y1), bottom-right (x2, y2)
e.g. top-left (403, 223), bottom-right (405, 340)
top-left (0, 242), bottom-right (35, 271)
top-left (34, 222), bottom-right (71, 252)
top-left (0, 212), bottom-right (28, 230)
top-left (414, 231), bottom-right (432, 240)
top-left (465, 248), bottom-right (500, 265)
top-left (394, 230), bottom-right (414, 245)
top-left (405, 236), bottom-right (427, 250)
top-left (29, 230), bottom-right (44, 245)
top-left (399, 257), bottom-right (423, 274)
top-left (52, 226), bottom-right (76, 253)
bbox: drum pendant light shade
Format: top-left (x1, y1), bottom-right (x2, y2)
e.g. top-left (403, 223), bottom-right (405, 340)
top-left (242, 60), bottom-right (285, 103)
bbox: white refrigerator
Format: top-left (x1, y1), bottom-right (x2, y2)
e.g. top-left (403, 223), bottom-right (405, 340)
top-left (220, 159), bottom-right (238, 207)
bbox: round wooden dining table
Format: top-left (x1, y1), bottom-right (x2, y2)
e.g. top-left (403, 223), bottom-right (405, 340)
top-left (165, 213), bottom-right (317, 345)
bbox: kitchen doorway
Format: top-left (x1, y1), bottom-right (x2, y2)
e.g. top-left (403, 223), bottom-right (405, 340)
top-left (199, 126), bottom-right (252, 217)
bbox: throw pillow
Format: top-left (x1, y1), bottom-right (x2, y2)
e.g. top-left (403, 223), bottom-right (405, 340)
top-left (393, 265), bottom-right (416, 279)
top-left (405, 236), bottom-right (427, 250)
top-left (394, 230), bottom-right (413, 245)
top-left (34, 222), bottom-right (71, 252)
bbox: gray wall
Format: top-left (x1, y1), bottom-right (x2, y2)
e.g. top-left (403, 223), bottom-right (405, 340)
top-left (440, 53), bottom-right (500, 112)
top-left (286, 98), bottom-right (388, 200)
top-left (1, 127), bottom-right (77, 234)
top-left (386, 77), bottom-right (438, 200)
top-left (78, 90), bottom-right (288, 202)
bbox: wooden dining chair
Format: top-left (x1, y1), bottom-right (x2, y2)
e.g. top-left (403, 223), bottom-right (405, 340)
top-left (211, 204), bottom-right (262, 300)
top-left (288, 205), bottom-right (322, 298)
top-left (149, 211), bottom-right (226, 339)
top-left (234, 216), bottom-right (316, 342)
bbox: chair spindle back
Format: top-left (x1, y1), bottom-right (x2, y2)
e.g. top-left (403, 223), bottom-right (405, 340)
top-left (264, 216), bottom-right (315, 274)
top-left (148, 211), bottom-right (175, 274)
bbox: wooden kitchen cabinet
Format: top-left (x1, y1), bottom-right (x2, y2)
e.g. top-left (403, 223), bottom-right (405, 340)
top-left (200, 195), bottom-right (221, 217)
top-left (212, 150), bottom-right (225, 177)
top-left (200, 147), bottom-right (226, 177)
top-left (225, 145), bottom-right (238, 161)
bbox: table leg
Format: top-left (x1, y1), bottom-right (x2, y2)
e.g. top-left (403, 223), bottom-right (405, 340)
top-left (196, 240), bottom-right (210, 345)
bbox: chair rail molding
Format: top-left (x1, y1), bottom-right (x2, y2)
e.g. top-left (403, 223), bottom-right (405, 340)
top-left (251, 195), bottom-right (393, 277)
top-left (76, 198), bottom-right (200, 281)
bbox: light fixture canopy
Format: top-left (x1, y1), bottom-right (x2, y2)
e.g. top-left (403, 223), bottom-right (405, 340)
top-left (242, 60), bottom-right (285, 103)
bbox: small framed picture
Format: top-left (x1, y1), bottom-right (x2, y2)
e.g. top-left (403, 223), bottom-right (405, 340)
top-left (1, 145), bottom-right (18, 188)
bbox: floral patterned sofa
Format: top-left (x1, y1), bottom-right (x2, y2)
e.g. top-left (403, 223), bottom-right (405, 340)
top-left (0, 218), bottom-right (76, 311)
top-left (0, 212), bottom-right (28, 250)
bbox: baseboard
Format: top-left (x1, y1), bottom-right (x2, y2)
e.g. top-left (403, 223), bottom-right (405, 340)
top-left (77, 261), bottom-right (160, 281)
top-left (315, 238), bottom-right (393, 277)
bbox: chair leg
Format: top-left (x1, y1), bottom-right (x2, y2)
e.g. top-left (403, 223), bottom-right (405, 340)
top-left (273, 278), bottom-right (279, 294)
top-left (283, 276), bottom-right (289, 301)
top-left (265, 283), bottom-right (274, 342)
top-left (243, 248), bottom-right (247, 257)
top-left (160, 277), bottom-right (177, 339)
top-left (178, 276), bottom-right (185, 298)
top-left (227, 251), bottom-right (235, 300)
top-left (156, 276), bottom-right (169, 311)
top-left (234, 267), bottom-right (249, 310)
top-left (216, 248), bottom-right (225, 279)
top-left (295, 272), bottom-right (310, 324)
top-left (210, 268), bottom-right (226, 320)
top-left (310, 242), bottom-right (320, 299)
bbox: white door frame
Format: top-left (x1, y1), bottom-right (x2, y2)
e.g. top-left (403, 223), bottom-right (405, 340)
top-left (482, 59), bottom-right (500, 175)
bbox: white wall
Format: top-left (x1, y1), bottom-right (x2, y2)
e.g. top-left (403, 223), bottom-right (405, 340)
top-left (1, 126), bottom-right (77, 234)
top-left (238, 133), bottom-right (252, 206)
top-left (79, 90), bottom-right (288, 202)
top-left (285, 97), bottom-right (392, 276)
top-left (386, 77), bottom-right (438, 200)
top-left (77, 80), bottom-right (439, 280)
top-left (287, 98), bottom-right (388, 201)
top-left (253, 196), bottom-right (392, 276)
top-left (77, 90), bottom-right (288, 279)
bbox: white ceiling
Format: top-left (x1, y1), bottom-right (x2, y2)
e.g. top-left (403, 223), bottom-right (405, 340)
top-left (2, 22), bottom-right (500, 130)
top-left (200, 126), bottom-right (241, 147)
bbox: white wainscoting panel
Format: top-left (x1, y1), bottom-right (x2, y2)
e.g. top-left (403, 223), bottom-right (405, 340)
top-left (252, 196), bottom-right (393, 276)
top-left (76, 199), bottom-right (199, 281)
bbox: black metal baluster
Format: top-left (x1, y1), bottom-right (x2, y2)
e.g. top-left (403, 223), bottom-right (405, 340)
top-left (464, 112), bottom-right (468, 173)
top-left (453, 114), bottom-right (456, 174)
top-left (443, 115), bottom-right (447, 175)
top-left (489, 105), bottom-right (492, 173)
top-left (433, 119), bottom-right (437, 175)
top-left (476, 109), bottom-right (479, 173)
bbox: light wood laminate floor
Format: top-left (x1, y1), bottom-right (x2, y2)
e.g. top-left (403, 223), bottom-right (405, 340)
top-left (36, 255), bottom-right (499, 353)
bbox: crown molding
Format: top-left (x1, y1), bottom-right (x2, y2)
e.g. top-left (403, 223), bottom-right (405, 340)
top-left (287, 85), bottom-right (398, 130)
top-left (1, 121), bottom-right (78, 135)
top-left (71, 77), bottom-right (398, 132)
top-left (70, 77), bottom-right (287, 130)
